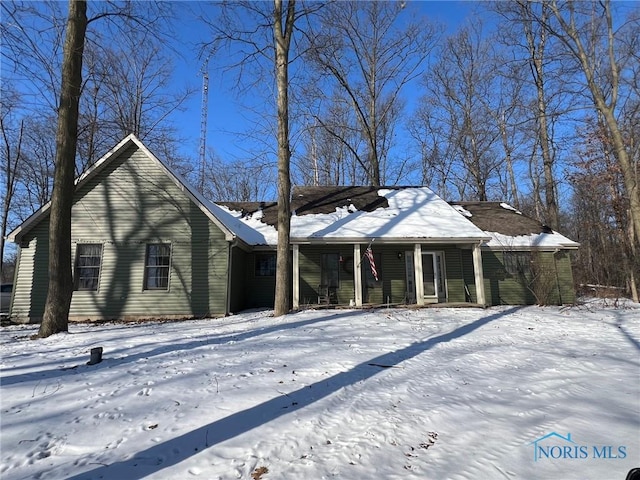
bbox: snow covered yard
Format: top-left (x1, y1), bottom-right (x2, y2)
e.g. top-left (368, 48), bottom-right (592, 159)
top-left (1, 303), bottom-right (638, 480)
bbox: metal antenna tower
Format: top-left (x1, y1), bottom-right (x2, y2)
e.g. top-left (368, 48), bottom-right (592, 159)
top-left (199, 58), bottom-right (210, 194)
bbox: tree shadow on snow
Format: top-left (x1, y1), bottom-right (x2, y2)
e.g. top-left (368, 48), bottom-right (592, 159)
top-left (0, 310), bottom-right (363, 386)
top-left (613, 310), bottom-right (640, 351)
top-left (62, 306), bottom-right (523, 480)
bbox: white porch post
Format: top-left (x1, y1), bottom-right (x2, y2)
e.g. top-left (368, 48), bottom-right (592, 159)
top-left (414, 243), bottom-right (424, 305)
top-left (292, 244), bottom-right (300, 309)
top-left (354, 244), bottom-right (362, 306)
top-left (472, 242), bottom-right (486, 306)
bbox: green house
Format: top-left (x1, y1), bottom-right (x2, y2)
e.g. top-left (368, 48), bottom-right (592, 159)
top-left (7, 135), bottom-right (579, 323)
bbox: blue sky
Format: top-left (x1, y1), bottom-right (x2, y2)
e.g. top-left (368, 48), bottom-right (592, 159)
top-left (170, 1), bottom-right (476, 165)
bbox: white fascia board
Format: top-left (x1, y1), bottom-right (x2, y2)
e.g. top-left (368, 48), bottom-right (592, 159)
top-left (482, 243), bottom-right (580, 251)
top-left (291, 236), bottom-right (491, 245)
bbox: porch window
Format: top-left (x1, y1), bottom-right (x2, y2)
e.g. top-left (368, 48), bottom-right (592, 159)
top-left (74, 244), bottom-right (102, 291)
top-left (321, 253), bottom-right (340, 288)
top-left (503, 251), bottom-right (531, 277)
top-left (255, 253), bottom-right (276, 276)
top-left (144, 243), bottom-right (171, 290)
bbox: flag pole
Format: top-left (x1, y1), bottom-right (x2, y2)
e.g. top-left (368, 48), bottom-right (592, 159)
top-left (357, 238), bottom-right (375, 267)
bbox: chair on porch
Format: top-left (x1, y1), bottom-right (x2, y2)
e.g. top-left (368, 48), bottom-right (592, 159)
top-left (318, 284), bottom-right (331, 305)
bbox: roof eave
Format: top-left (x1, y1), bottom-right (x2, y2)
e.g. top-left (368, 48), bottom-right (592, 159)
top-left (483, 243), bottom-right (580, 251)
top-left (291, 236), bottom-right (490, 245)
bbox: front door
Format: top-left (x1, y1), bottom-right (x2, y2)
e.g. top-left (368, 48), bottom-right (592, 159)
top-left (422, 252), bottom-right (446, 302)
top-left (405, 250), bottom-right (446, 303)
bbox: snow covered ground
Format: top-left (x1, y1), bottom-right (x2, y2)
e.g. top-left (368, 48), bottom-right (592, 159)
top-left (1, 302), bottom-right (639, 480)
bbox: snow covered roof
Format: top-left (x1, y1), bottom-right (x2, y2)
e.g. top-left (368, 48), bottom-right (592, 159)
top-left (218, 186), bottom-right (491, 245)
top-left (450, 202), bottom-right (579, 250)
top-left (219, 191), bottom-right (579, 250)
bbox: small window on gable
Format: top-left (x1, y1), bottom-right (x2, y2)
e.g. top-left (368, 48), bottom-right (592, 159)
top-left (504, 251), bottom-right (532, 277)
top-left (255, 253), bottom-right (276, 277)
top-left (75, 244), bottom-right (102, 291)
top-left (144, 243), bottom-right (171, 290)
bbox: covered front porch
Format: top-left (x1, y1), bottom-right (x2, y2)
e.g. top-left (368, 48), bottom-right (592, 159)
top-left (291, 242), bottom-right (486, 309)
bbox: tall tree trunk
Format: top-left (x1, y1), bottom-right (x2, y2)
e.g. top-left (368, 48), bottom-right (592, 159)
top-left (39, 0), bottom-right (87, 337)
top-left (273, 0), bottom-right (295, 316)
top-left (0, 119), bottom-right (24, 280)
top-left (524, 1), bottom-right (559, 230)
top-left (498, 111), bottom-right (520, 208)
top-left (548, 0), bottom-right (639, 299)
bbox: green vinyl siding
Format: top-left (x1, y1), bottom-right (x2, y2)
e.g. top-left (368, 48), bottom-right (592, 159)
top-left (244, 251), bottom-right (277, 308)
top-left (554, 251), bottom-right (576, 304)
top-left (439, 246), bottom-right (465, 303)
top-left (10, 225), bottom-right (49, 322)
top-left (367, 245), bottom-right (405, 305)
top-left (11, 144), bottom-right (231, 322)
top-left (229, 247), bottom-right (249, 312)
top-left (299, 246), bottom-right (354, 305)
top-left (481, 249), bottom-right (576, 306)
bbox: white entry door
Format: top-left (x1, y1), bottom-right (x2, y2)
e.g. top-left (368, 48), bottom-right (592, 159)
top-left (422, 252), bottom-right (446, 302)
top-left (405, 250), bottom-right (446, 303)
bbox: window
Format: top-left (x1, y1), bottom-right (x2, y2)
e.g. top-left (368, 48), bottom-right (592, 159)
top-left (75, 244), bottom-right (102, 291)
top-left (503, 251), bottom-right (531, 277)
top-left (321, 253), bottom-right (340, 288)
top-left (144, 243), bottom-right (171, 290)
top-left (255, 253), bottom-right (276, 276)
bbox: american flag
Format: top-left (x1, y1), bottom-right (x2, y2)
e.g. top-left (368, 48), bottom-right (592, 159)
top-left (365, 246), bottom-right (379, 281)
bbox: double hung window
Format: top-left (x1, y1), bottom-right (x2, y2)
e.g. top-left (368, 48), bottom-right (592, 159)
top-left (75, 244), bottom-right (102, 291)
top-left (144, 243), bottom-right (171, 290)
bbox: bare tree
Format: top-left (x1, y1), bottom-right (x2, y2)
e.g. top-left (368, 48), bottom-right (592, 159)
top-left (273, 0), bottom-right (296, 316)
top-left (536, 0), bottom-right (639, 299)
top-left (201, 150), bottom-right (275, 202)
top-left (569, 118), bottom-right (635, 297)
top-left (494, 0), bottom-right (567, 228)
top-left (39, 0), bottom-right (88, 337)
top-left (0, 85), bottom-right (24, 278)
top-left (83, 29), bottom-right (193, 170)
top-left (13, 117), bottom-right (57, 217)
top-left (415, 21), bottom-right (504, 201)
top-left (201, 0), bottom-right (319, 315)
top-left (296, 95), bottom-right (366, 186)
top-left (302, 1), bottom-right (438, 186)
top-left (2, 2), bottom-right (187, 178)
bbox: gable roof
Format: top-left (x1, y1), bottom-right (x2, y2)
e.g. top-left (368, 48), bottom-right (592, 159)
top-left (7, 134), bottom-right (578, 251)
top-left (451, 202), bottom-right (579, 250)
top-left (217, 186), bottom-right (491, 245)
top-left (7, 135), bottom-right (243, 245)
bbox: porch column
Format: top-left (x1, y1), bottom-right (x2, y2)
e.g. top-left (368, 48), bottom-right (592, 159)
top-left (472, 242), bottom-right (486, 306)
top-left (354, 244), bottom-right (363, 306)
top-left (292, 244), bottom-right (300, 309)
top-left (414, 243), bottom-right (424, 305)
